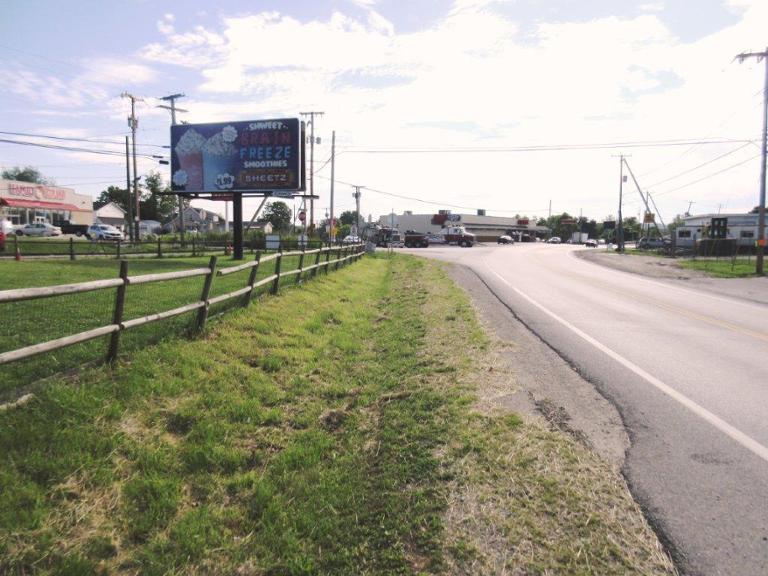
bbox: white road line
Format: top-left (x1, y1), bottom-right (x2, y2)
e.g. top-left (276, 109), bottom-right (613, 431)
top-left (484, 263), bottom-right (768, 464)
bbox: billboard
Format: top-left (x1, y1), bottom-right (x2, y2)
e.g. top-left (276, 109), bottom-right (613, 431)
top-left (171, 118), bottom-right (303, 193)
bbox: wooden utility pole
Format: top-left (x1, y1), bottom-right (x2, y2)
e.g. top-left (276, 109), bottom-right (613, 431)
top-left (158, 93), bottom-right (189, 244)
top-left (121, 92), bottom-right (142, 243)
top-left (736, 48), bottom-right (768, 275)
top-left (300, 111), bottom-right (324, 232)
top-left (329, 130), bottom-right (335, 244)
top-left (124, 136), bottom-right (133, 242)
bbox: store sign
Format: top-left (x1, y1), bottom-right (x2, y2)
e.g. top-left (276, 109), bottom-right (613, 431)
top-left (171, 118), bottom-right (303, 193)
top-left (8, 182), bottom-right (67, 201)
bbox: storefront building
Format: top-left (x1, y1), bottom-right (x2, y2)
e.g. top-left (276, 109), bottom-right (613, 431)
top-left (0, 179), bottom-right (93, 226)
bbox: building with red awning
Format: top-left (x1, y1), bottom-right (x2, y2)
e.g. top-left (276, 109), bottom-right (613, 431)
top-left (0, 179), bottom-right (93, 227)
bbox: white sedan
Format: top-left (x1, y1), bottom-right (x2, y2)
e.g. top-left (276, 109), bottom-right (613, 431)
top-left (16, 223), bottom-right (62, 236)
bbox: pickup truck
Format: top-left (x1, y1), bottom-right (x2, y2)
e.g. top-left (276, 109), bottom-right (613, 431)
top-left (56, 221), bottom-right (90, 236)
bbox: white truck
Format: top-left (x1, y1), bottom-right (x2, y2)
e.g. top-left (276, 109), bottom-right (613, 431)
top-left (570, 232), bottom-right (589, 244)
top-left (439, 226), bottom-right (476, 247)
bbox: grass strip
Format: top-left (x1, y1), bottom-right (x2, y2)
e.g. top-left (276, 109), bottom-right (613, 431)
top-left (0, 255), bottom-right (675, 575)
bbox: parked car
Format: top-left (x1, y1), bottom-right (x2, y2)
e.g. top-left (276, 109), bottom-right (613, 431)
top-left (547, 236), bottom-right (562, 244)
top-left (342, 235), bottom-right (360, 244)
top-left (57, 221), bottom-right (90, 236)
top-left (497, 235), bottom-right (513, 244)
top-left (87, 224), bottom-right (124, 241)
top-left (16, 222), bottom-right (62, 237)
top-left (637, 237), bottom-right (669, 249)
top-left (585, 239), bottom-right (598, 248)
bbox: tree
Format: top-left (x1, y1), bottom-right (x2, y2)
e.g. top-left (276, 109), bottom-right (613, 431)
top-left (259, 201), bottom-right (292, 232)
top-left (95, 185), bottom-right (132, 213)
top-left (1, 166), bottom-right (52, 184)
top-left (142, 171), bottom-right (179, 221)
top-left (339, 210), bottom-right (357, 226)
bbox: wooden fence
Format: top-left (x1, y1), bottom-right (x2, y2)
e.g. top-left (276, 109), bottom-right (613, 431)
top-left (0, 244), bottom-right (364, 368)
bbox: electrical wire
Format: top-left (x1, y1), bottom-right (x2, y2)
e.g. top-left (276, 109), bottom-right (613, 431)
top-left (0, 130), bottom-right (168, 149)
top-left (0, 137), bottom-right (162, 159)
top-left (645, 142), bottom-right (755, 188)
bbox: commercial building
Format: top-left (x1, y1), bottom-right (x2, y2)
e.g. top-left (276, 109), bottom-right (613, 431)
top-left (0, 179), bottom-right (93, 226)
top-left (377, 211), bottom-right (549, 242)
top-left (674, 212), bottom-right (762, 248)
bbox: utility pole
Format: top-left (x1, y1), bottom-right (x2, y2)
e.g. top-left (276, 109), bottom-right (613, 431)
top-left (736, 48), bottom-right (768, 275)
top-left (351, 185), bottom-right (364, 236)
top-left (300, 111), bottom-right (324, 232)
top-left (122, 92), bottom-right (142, 243)
top-left (158, 93), bottom-right (189, 244)
top-left (125, 136), bottom-right (133, 242)
top-left (686, 201), bottom-right (695, 216)
top-left (329, 130), bottom-right (335, 245)
top-left (613, 154), bottom-right (629, 251)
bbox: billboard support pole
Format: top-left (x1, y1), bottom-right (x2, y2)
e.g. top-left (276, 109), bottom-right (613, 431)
top-left (233, 195), bottom-right (243, 260)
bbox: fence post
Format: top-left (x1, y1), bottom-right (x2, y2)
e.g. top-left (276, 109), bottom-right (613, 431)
top-left (244, 251), bottom-right (261, 306)
top-left (296, 248), bottom-right (305, 284)
top-left (335, 246), bottom-right (343, 271)
top-left (69, 237), bottom-right (76, 261)
top-left (107, 260), bottom-right (129, 364)
top-left (192, 236), bottom-right (197, 257)
top-left (271, 249), bottom-right (283, 294)
top-left (195, 256), bottom-right (218, 331)
top-left (14, 234), bottom-right (18, 257)
top-left (325, 246), bottom-right (331, 274)
top-left (312, 248), bottom-right (321, 278)
top-left (157, 238), bottom-right (163, 258)
top-left (116, 240), bottom-right (122, 259)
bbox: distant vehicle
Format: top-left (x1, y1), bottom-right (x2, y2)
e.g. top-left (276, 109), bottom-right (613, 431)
top-left (570, 232), bottom-right (589, 244)
top-left (584, 238), bottom-right (598, 248)
top-left (440, 226), bottom-right (476, 247)
top-left (342, 235), bottom-right (360, 244)
top-left (637, 237), bottom-right (668, 249)
top-left (16, 222), bottom-right (62, 237)
top-left (87, 224), bottom-right (123, 241)
top-left (56, 221), bottom-right (90, 236)
top-left (547, 236), bottom-right (562, 244)
top-left (369, 227), bottom-right (401, 247)
top-left (497, 235), bottom-right (513, 244)
top-left (404, 230), bottom-right (429, 248)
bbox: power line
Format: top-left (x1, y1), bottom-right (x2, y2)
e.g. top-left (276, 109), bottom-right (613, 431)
top-left (337, 137), bottom-right (757, 154)
top-left (645, 142), bottom-right (755, 188)
top-left (0, 137), bottom-right (160, 159)
top-left (0, 130), bottom-right (167, 149)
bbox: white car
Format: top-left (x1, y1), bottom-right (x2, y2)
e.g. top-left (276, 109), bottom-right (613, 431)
top-left (547, 236), bottom-right (562, 244)
top-left (16, 222), bottom-right (62, 237)
top-left (342, 235), bottom-right (361, 244)
top-left (88, 224), bottom-right (124, 241)
top-left (0, 219), bottom-right (15, 235)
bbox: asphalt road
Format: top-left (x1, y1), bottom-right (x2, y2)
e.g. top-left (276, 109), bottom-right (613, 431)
top-left (409, 242), bottom-right (768, 576)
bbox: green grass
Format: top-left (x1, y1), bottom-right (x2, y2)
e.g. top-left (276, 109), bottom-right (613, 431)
top-left (0, 253), bottom-right (321, 394)
top-left (678, 258), bottom-right (759, 278)
top-left (0, 255), bottom-right (675, 575)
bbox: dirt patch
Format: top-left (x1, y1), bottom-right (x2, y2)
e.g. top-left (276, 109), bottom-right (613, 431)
top-left (575, 249), bottom-right (702, 280)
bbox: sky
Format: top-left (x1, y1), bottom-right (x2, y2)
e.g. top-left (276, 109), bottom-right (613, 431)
top-left (0, 0), bottom-right (766, 225)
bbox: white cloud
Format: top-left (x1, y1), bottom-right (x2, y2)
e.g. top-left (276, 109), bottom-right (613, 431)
top-left (134, 1), bottom-right (768, 219)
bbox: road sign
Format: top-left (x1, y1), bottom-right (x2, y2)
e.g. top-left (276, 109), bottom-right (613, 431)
top-left (298, 210), bottom-right (306, 222)
top-left (561, 218), bottom-right (575, 225)
top-left (643, 212), bottom-right (655, 224)
top-left (273, 190), bottom-right (293, 198)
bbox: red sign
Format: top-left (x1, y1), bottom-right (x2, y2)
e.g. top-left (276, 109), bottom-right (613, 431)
top-left (298, 210), bottom-right (306, 222)
top-left (518, 218), bottom-right (529, 225)
top-left (210, 193), bottom-right (233, 201)
top-left (560, 218), bottom-right (575, 225)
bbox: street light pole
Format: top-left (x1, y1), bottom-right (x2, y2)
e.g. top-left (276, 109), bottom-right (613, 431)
top-left (122, 92), bottom-right (142, 243)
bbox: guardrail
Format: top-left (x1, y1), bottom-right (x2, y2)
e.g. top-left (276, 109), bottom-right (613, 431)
top-left (0, 244), bottom-right (364, 370)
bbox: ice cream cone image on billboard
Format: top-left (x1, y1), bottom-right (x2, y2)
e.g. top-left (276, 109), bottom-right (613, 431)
top-left (203, 126), bottom-right (238, 191)
top-left (173, 128), bottom-right (205, 191)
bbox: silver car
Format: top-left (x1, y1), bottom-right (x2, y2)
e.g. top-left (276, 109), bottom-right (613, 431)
top-left (16, 222), bottom-right (62, 237)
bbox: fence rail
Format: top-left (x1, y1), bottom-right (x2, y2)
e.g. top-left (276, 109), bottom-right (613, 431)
top-left (0, 244), bottom-right (364, 372)
top-left (0, 235), bottom-right (334, 259)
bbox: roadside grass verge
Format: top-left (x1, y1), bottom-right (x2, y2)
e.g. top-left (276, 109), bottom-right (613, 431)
top-left (0, 255), bottom-right (675, 574)
top-left (678, 258), bottom-right (758, 278)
